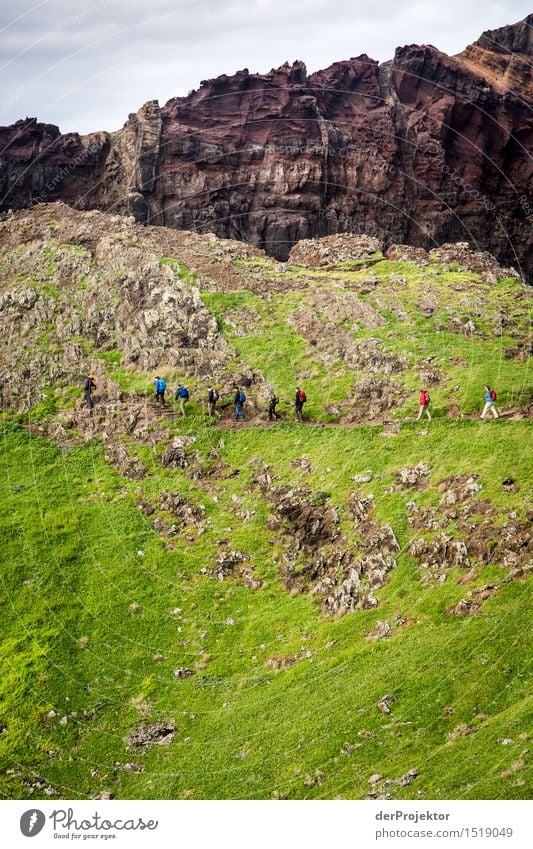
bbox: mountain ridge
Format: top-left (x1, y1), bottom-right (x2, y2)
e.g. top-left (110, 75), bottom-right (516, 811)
top-left (0, 15), bottom-right (531, 278)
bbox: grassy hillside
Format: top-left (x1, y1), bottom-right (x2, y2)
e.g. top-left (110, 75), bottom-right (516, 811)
top-left (0, 417), bottom-right (531, 800)
top-left (0, 206), bottom-right (531, 800)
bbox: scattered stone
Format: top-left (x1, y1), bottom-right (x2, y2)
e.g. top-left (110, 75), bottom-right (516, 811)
top-left (408, 534), bottom-right (469, 578)
top-left (446, 723), bottom-right (475, 743)
top-left (352, 470), bottom-right (373, 484)
top-left (430, 242), bottom-right (514, 284)
top-left (160, 435), bottom-right (196, 468)
top-left (289, 233), bottom-right (382, 267)
top-left (104, 445), bottom-right (147, 480)
top-left (438, 475), bottom-right (482, 504)
top-left (378, 694), bottom-right (396, 715)
top-left (265, 654), bottom-right (301, 671)
top-left (367, 620), bottom-right (392, 641)
top-left (398, 768), bottom-right (419, 786)
top-left (396, 462), bottom-right (431, 487)
top-left (303, 769), bottom-right (324, 787)
top-left (174, 667), bottom-right (194, 679)
top-left (290, 455), bottom-right (314, 474)
top-left (386, 245), bottom-right (429, 265)
top-left (447, 598), bottom-right (481, 616)
top-left (126, 721), bottom-right (176, 751)
top-left (213, 548), bottom-right (248, 580)
top-left (115, 762), bottom-right (143, 773)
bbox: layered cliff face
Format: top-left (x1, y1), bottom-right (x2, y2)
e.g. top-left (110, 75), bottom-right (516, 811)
top-left (0, 16), bottom-right (531, 276)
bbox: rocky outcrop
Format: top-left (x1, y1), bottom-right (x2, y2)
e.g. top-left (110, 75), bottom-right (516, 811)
top-left (252, 463), bottom-right (400, 614)
top-left (0, 207), bottom-right (234, 411)
top-left (0, 17), bottom-right (531, 277)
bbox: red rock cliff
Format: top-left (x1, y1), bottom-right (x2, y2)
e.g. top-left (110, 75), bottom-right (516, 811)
top-left (0, 15), bottom-right (531, 276)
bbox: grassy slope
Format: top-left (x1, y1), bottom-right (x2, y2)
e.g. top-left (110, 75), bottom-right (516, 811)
top-left (202, 262), bottom-right (531, 419)
top-left (0, 247), bottom-right (531, 800)
top-left (0, 419), bottom-right (531, 800)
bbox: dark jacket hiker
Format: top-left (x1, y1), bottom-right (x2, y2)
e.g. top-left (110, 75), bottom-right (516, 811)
top-left (208, 387), bottom-right (219, 416)
top-left (84, 375), bottom-right (96, 409)
top-left (234, 388), bottom-right (246, 420)
top-left (294, 387), bottom-right (306, 421)
top-left (268, 392), bottom-right (281, 420)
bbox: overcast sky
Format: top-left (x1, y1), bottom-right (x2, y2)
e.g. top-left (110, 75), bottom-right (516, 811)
top-left (0, 0), bottom-right (530, 134)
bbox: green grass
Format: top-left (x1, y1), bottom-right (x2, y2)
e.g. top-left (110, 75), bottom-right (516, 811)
top-left (201, 265), bottom-right (531, 423)
top-left (1, 231), bottom-right (531, 800)
top-left (0, 419), bottom-right (531, 800)
top-left (159, 256), bottom-right (198, 286)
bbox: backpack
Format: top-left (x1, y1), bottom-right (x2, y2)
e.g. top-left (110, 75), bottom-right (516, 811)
top-left (491, 390), bottom-right (497, 401)
top-left (239, 391), bottom-right (246, 405)
top-left (298, 390), bottom-right (306, 404)
top-left (177, 386), bottom-right (189, 399)
top-left (159, 379), bottom-right (167, 392)
top-left (209, 389), bottom-right (219, 403)
top-left (424, 391), bottom-right (430, 405)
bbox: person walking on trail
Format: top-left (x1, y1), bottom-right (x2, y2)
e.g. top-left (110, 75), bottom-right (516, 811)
top-left (84, 374), bottom-right (96, 409)
top-left (294, 386), bottom-right (306, 422)
top-left (234, 386), bottom-right (246, 421)
top-left (416, 387), bottom-right (432, 421)
top-left (268, 390), bottom-right (281, 421)
top-left (175, 383), bottom-right (189, 417)
top-left (208, 386), bottom-right (220, 417)
top-left (481, 385), bottom-right (499, 419)
top-left (154, 376), bottom-right (167, 405)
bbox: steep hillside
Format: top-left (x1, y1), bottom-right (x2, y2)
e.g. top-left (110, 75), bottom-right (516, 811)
top-left (0, 205), bottom-right (531, 800)
top-left (0, 15), bottom-right (532, 276)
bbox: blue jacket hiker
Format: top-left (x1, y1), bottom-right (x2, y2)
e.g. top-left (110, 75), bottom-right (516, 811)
top-left (175, 383), bottom-right (190, 417)
top-left (481, 385), bottom-right (499, 420)
top-left (234, 387), bottom-right (246, 421)
top-left (155, 376), bottom-right (167, 405)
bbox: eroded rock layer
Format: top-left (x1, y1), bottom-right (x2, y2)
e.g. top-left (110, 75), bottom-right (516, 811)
top-left (0, 17), bottom-right (532, 276)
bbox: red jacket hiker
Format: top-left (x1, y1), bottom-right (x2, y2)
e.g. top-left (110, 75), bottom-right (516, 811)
top-left (417, 389), bottom-right (432, 421)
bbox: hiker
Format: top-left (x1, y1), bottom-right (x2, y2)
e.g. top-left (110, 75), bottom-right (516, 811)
top-left (481, 385), bottom-right (499, 419)
top-left (268, 390), bottom-right (281, 421)
top-left (84, 374), bottom-right (96, 409)
top-left (416, 387), bottom-right (432, 421)
top-left (234, 386), bottom-right (246, 421)
top-left (175, 382), bottom-right (189, 417)
top-left (154, 375), bottom-right (167, 405)
top-left (208, 386), bottom-right (220, 417)
top-left (294, 386), bottom-right (306, 422)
